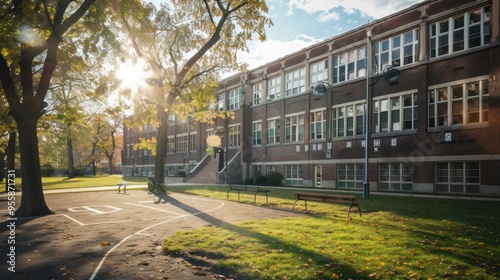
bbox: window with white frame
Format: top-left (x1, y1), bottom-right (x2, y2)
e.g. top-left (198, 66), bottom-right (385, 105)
top-left (227, 89), bottom-right (239, 110)
top-left (379, 163), bottom-right (413, 191)
top-left (428, 78), bottom-right (488, 128)
top-left (176, 135), bottom-right (188, 153)
top-left (373, 29), bottom-right (419, 72)
top-left (252, 121), bottom-right (262, 146)
top-left (267, 118), bottom-right (280, 144)
top-left (373, 92), bottom-right (418, 133)
top-left (310, 110), bottom-right (326, 140)
top-left (310, 59), bottom-right (328, 86)
top-left (285, 68), bottom-right (306, 96)
top-left (337, 164), bottom-right (364, 189)
top-left (266, 165), bottom-right (278, 174)
top-left (285, 165), bottom-right (303, 186)
top-left (267, 76), bottom-right (281, 100)
top-left (167, 137), bottom-right (175, 153)
top-left (332, 102), bottom-right (365, 137)
top-left (168, 113), bottom-right (176, 125)
top-left (253, 83), bottom-right (263, 106)
top-left (285, 114), bottom-right (304, 143)
top-left (436, 162), bottom-right (480, 194)
top-left (216, 93), bottom-right (224, 110)
top-left (429, 6), bottom-right (490, 58)
top-left (228, 125), bottom-right (240, 147)
top-left (333, 46), bottom-right (367, 84)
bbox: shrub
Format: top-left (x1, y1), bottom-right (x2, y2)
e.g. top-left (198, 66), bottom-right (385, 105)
top-left (254, 174), bottom-right (267, 185)
top-left (266, 171), bottom-right (283, 186)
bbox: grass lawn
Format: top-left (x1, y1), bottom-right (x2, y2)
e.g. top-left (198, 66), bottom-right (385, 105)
top-left (162, 185), bottom-right (500, 279)
top-left (0, 175), bottom-right (147, 192)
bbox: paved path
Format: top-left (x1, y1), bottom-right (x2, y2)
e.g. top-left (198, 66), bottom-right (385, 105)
top-left (0, 189), bottom-right (303, 279)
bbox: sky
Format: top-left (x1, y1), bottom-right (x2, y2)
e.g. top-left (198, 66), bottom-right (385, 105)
top-left (149, 0), bottom-right (424, 71)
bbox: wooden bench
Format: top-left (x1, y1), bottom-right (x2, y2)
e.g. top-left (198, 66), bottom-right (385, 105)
top-left (226, 185), bottom-right (270, 205)
top-left (117, 181), bottom-right (130, 193)
top-left (292, 191), bottom-right (362, 218)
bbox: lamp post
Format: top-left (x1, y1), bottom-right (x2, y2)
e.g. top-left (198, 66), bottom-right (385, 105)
top-left (364, 32), bottom-right (401, 199)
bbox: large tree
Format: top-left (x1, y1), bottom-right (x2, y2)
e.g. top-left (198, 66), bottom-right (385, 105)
top-left (117, 0), bottom-right (272, 186)
top-left (0, 1), bottom-right (117, 216)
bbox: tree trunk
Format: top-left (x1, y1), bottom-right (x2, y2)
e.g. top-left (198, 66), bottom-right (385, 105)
top-left (0, 152), bottom-right (4, 183)
top-left (15, 116), bottom-right (53, 217)
top-left (154, 118), bottom-right (168, 184)
top-left (67, 135), bottom-right (75, 178)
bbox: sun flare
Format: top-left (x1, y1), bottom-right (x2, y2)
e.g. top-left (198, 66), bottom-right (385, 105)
top-left (116, 59), bottom-right (148, 89)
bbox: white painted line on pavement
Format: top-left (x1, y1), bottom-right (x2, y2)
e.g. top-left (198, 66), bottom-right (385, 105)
top-left (123, 202), bottom-right (186, 216)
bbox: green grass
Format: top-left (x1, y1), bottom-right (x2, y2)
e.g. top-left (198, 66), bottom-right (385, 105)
top-left (162, 185), bottom-right (500, 279)
top-left (0, 175), bottom-right (147, 192)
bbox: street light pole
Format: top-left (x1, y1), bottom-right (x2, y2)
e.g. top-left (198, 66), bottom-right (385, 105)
top-left (363, 31), bottom-right (372, 199)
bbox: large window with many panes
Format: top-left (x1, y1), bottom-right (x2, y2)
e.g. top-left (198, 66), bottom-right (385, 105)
top-left (429, 6), bottom-right (490, 58)
top-left (333, 47), bottom-right (366, 84)
top-left (310, 110), bottom-right (326, 140)
top-left (227, 89), bottom-right (239, 110)
top-left (176, 135), bottom-right (188, 153)
top-left (332, 102), bottom-right (365, 137)
top-left (379, 163), bottom-right (413, 191)
top-left (285, 114), bottom-right (304, 143)
top-left (373, 29), bottom-right (419, 72)
top-left (267, 76), bottom-right (281, 101)
top-left (436, 162), bottom-right (480, 194)
top-left (310, 59), bottom-right (328, 86)
top-left (228, 125), bottom-right (240, 147)
top-left (373, 91), bottom-right (418, 134)
top-left (285, 68), bottom-right (306, 97)
top-left (285, 165), bottom-right (303, 186)
top-left (337, 164), bottom-right (364, 189)
top-left (252, 121), bottom-right (262, 146)
top-left (216, 93), bottom-right (224, 110)
top-left (253, 83), bottom-right (262, 106)
top-left (267, 118), bottom-right (280, 144)
top-left (428, 77), bottom-right (488, 128)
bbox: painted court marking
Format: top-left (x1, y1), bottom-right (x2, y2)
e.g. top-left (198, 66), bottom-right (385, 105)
top-left (88, 196), bottom-right (226, 280)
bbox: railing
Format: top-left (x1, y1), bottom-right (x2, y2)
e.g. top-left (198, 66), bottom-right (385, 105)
top-left (217, 151), bottom-right (242, 184)
top-left (186, 154), bottom-right (211, 179)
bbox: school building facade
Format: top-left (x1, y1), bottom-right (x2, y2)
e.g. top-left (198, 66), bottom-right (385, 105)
top-left (123, 0), bottom-right (500, 197)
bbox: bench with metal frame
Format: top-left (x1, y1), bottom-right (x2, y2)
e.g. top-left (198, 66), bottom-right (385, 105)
top-left (117, 181), bottom-right (130, 193)
top-left (226, 185), bottom-right (270, 205)
top-left (291, 191), bottom-right (362, 218)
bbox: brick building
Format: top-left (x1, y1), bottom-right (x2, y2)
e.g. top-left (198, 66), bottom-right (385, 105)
top-left (123, 0), bottom-right (500, 197)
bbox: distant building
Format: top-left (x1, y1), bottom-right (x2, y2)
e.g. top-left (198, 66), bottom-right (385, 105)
top-left (123, 0), bottom-right (500, 197)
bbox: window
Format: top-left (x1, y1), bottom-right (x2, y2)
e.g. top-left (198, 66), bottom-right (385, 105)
top-left (168, 113), bottom-right (176, 125)
top-left (332, 103), bottom-right (365, 137)
top-left (228, 125), bottom-right (240, 147)
top-left (167, 137), bottom-right (175, 153)
top-left (189, 134), bottom-right (196, 151)
top-left (216, 94), bottom-right (224, 110)
top-left (379, 163), bottom-right (413, 191)
top-left (266, 165), bottom-right (278, 174)
top-left (429, 6), bottom-right (490, 59)
top-left (374, 29), bottom-right (419, 72)
top-left (373, 92), bottom-right (418, 133)
top-left (310, 59), bottom-right (328, 85)
top-left (285, 68), bottom-right (306, 96)
top-left (333, 46), bottom-right (367, 84)
top-left (176, 135), bottom-right (188, 153)
top-left (310, 110), bottom-right (326, 140)
top-left (252, 121), bottom-right (262, 146)
top-left (428, 78), bottom-right (488, 128)
top-left (436, 162), bottom-right (480, 194)
top-left (285, 165), bottom-right (303, 186)
top-left (267, 118), bottom-right (281, 144)
top-left (253, 83), bottom-right (262, 106)
top-left (227, 89), bottom-right (239, 110)
top-left (337, 164), bottom-right (364, 189)
top-left (267, 76), bottom-right (281, 100)
top-left (285, 114), bottom-right (304, 143)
